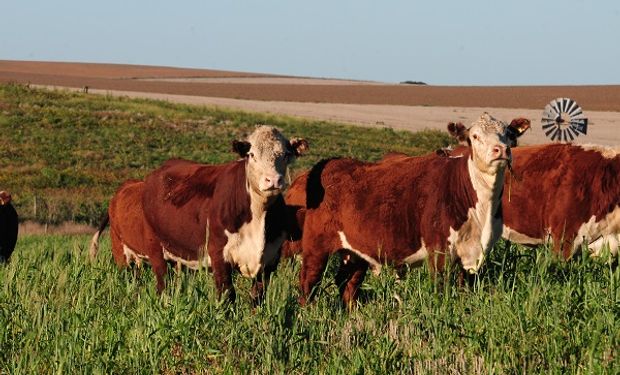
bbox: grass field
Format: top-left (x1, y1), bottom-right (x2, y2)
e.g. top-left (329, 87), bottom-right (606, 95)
top-left (1, 235), bottom-right (618, 373)
top-left (1, 84), bottom-right (619, 373)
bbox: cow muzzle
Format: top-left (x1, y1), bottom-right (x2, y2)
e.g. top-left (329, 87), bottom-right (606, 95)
top-left (490, 144), bottom-right (510, 162)
top-left (260, 174), bottom-right (285, 192)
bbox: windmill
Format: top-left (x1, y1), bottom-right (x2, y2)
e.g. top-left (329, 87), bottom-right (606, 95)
top-left (541, 98), bottom-right (588, 142)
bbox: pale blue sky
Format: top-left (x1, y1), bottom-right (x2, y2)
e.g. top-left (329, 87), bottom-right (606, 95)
top-left (2, 1), bottom-right (619, 85)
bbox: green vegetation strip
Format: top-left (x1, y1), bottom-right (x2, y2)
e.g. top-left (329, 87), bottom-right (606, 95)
top-left (0, 235), bottom-right (617, 373)
top-left (0, 83), bottom-right (451, 225)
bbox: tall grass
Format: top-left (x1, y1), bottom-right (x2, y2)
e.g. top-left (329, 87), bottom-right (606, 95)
top-left (0, 235), bottom-right (617, 373)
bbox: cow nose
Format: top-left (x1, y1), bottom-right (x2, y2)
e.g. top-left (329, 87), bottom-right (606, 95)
top-left (264, 175), bottom-right (284, 189)
top-left (492, 144), bottom-right (508, 159)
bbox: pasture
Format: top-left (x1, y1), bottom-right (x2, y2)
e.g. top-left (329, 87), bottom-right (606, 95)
top-left (0, 84), bottom-right (618, 373)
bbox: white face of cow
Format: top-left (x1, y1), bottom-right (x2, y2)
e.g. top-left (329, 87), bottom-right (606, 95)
top-left (233, 126), bottom-right (308, 198)
top-left (466, 113), bottom-right (512, 175)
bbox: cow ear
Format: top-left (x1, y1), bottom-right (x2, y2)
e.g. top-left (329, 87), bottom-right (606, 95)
top-left (508, 117), bottom-right (531, 137)
top-left (232, 140), bottom-right (251, 158)
top-left (289, 138), bottom-right (309, 157)
top-left (447, 122), bottom-right (469, 144)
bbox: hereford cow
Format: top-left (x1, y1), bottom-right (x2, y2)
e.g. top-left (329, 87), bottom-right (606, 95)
top-left (91, 126), bottom-right (308, 302)
top-left (295, 113), bottom-right (512, 307)
top-left (0, 191), bottom-right (18, 262)
top-left (443, 121), bottom-right (620, 259)
top-left (281, 117), bottom-right (531, 259)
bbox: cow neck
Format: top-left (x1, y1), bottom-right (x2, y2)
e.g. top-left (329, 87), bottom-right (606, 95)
top-left (467, 156), bottom-right (505, 250)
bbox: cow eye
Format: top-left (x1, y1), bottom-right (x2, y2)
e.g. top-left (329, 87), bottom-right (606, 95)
top-left (472, 134), bottom-right (479, 140)
top-left (248, 152), bottom-right (255, 159)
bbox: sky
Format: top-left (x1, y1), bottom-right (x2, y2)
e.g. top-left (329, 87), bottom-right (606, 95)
top-left (2, 0), bottom-right (620, 85)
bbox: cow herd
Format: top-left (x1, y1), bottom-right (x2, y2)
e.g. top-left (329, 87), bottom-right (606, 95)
top-left (2, 113), bottom-right (619, 308)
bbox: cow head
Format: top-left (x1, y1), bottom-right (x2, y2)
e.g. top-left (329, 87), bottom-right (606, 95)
top-left (232, 126), bottom-right (309, 198)
top-left (448, 116), bottom-right (530, 148)
top-left (457, 113), bottom-right (512, 175)
top-left (0, 191), bottom-right (11, 206)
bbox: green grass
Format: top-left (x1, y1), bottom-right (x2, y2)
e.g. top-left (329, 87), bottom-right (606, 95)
top-left (0, 235), bottom-right (617, 373)
top-left (0, 83), bottom-right (452, 225)
top-left (1, 83), bottom-right (618, 373)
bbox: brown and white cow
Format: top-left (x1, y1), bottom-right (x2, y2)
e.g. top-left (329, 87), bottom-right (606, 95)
top-left (294, 113), bottom-right (512, 307)
top-left (501, 144), bottom-right (620, 258)
top-left (281, 117), bottom-right (531, 260)
top-left (0, 191), bottom-right (18, 262)
top-left (89, 126), bottom-right (308, 302)
top-left (443, 120), bottom-right (620, 259)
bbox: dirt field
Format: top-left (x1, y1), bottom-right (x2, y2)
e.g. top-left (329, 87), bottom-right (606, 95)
top-left (3, 60), bottom-right (620, 145)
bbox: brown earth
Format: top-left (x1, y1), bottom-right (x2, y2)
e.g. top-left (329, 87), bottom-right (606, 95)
top-left (2, 60), bottom-right (620, 111)
top-left (3, 60), bottom-right (620, 146)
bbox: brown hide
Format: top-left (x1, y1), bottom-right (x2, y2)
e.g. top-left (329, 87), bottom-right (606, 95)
top-left (107, 180), bottom-right (168, 287)
top-left (298, 154), bottom-right (481, 306)
top-left (503, 144), bottom-right (620, 257)
top-left (281, 172), bottom-right (308, 258)
top-left (142, 158), bottom-right (289, 300)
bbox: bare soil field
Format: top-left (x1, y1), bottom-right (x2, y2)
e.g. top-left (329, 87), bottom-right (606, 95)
top-left (3, 60), bottom-right (620, 145)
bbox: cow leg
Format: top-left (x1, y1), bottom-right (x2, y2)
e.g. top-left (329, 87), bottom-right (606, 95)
top-left (110, 227), bottom-right (128, 267)
top-left (299, 248), bottom-right (330, 306)
top-left (250, 254), bottom-right (281, 306)
top-left (150, 249), bottom-right (168, 294)
top-left (212, 260), bottom-right (235, 303)
top-left (207, 236), bottom-right (236, 303)
top-left (552, 232), bottom-right (576, 260)
top-left (142, 227), bottom-right (167, 294)
top-left (335, 251), bottom-right (368, 310)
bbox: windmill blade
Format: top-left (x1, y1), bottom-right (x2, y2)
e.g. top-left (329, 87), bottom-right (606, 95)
top-left (566, 99), bottom-right (579, 116)
top-left (561, 98), bottom-right (569, 113)
top-left (544, 126), bottom-right (558, 137)
top-left (571, 118), bottom-right (588, 135)
top-left (542, 105), bottom-right (560, 121)
top-left (550, 99), bottom-right (563, 115)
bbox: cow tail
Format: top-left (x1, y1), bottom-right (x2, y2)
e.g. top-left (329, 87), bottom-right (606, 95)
top-left (89, 213), bottom-right (109, 260)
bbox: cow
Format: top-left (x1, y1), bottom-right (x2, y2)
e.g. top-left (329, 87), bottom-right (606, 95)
top-left (281, 117), bottom-right (531, 260)
top-left (91, 126), bottom-right (308, 302)
top-left (0, 191), bottom-right (18, 262)
top-left (442, 120), bottom-right (620, 259)
top-left (293, 113), bottom-right (512, 308)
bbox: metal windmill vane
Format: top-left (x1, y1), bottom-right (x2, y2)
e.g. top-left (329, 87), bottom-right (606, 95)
top-left (542, 98), bottom-right (588, 142)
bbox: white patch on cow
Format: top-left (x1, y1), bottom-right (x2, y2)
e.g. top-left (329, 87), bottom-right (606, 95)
top-left (449, 158), bottom-right (506, 273)
top-left (162, 247), bottom-right (211, 270)
top-left (579, 144), bottom-right (620, 159)
top-left (402, 240), bottom-right (429, 266)
top-left (502, 226), bottom-right (547, 245)
top-left (222, 194), bottom-right (284, 278)
top-left (573, 206), bottom-right (620, 257)
top-left (338, 231), bottom-right (382, 275)
top-left (123, 244), bottom-right (148, 266)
